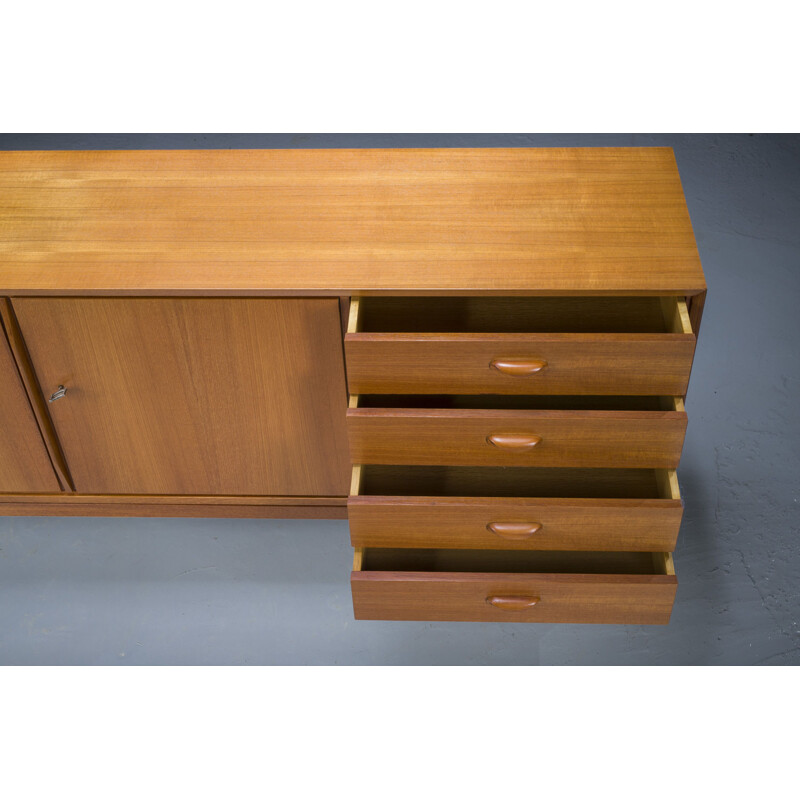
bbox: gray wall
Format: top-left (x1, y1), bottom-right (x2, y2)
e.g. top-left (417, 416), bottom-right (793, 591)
top-left (0, 133), bottom-right (797, 665)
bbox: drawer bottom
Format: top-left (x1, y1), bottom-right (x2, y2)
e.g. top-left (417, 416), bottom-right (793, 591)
top-left (352, 548), bottom-right (676, 624)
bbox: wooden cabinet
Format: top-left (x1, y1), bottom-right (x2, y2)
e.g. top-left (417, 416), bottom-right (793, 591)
top-left (0, 146), bottom-right (707, 624)
top-left (0, 320), bottom-right (61, 493)
top-left (12, 298), bottom-right (350, 497)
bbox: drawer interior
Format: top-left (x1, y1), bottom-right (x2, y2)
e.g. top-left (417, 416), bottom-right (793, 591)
top-left (353, 465), bottom-right (680, 500)
top-left (349, 297), bottom-right (692, 334)
top-left (355, 547), bottom-right (675, 576)
top-left (354, 394), bottom-right (685, 412)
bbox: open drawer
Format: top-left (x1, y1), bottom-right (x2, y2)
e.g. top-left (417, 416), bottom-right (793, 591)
top-left (349, 465), bottom-right (683, 551)
top-left (352, 548), bottom-right (677, 624)
top-left (348, 394), bottom-right (687, 469)
top-left (345, 296), bottom-right (696, 395)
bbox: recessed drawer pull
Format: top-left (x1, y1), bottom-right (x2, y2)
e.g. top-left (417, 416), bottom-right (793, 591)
top-left (486, 433), bottom-right (542, 450)
top-left (490, 359), bottom-right (547, 376)
top-left (487, 595), bottom-right (540, 611)
top-left (486, 521), bottom-right (542, 539)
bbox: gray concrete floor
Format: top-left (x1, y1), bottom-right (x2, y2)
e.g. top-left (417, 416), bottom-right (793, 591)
top-left (0, 133), bottom-right (798, 665)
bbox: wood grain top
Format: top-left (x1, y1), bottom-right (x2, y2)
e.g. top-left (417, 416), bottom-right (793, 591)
top-left (0, 147), bottom-right (705, 296)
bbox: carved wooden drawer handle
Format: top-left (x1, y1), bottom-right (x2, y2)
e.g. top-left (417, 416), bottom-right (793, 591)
top-left (486, 521), bottom-right (542, 539)
top-left (490, 359), bottom-right (547, 376)
top-left (486, 433), bottom-right (542, 450)
top-left (487, 595), bottom-right (540, 610)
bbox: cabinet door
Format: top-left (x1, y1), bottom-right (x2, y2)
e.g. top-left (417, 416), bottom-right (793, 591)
top-left (13, 298), bottom-right (350, 496)
top-left (0, 322), bottom-right (61, 492)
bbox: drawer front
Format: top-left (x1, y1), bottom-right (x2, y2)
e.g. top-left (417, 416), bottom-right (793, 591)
top-left (345, 334), bottom-right (696, 395)
top-left (347, 408), bottom-right (687, 468)
top-left (352, 570), bottom-right (677, 624)
top-left (348, 497), bottom-right (683, 551)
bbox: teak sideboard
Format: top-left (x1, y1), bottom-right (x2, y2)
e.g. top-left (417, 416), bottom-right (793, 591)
top-left (0, 147), bottom-right (706, 625)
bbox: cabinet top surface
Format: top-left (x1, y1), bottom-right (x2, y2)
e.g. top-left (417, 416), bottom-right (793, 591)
top-left (0, 147), bottom-right (705, 296)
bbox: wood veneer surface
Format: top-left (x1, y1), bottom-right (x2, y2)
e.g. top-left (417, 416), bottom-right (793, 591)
top-left (0, 494), bottom-right (347, 518)
top-left (347, 407), bottom-right (687, 469)
top-left (0, 321), bottom-right (61, 492)
top-left (0, 147), bottom-right (705, 296)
